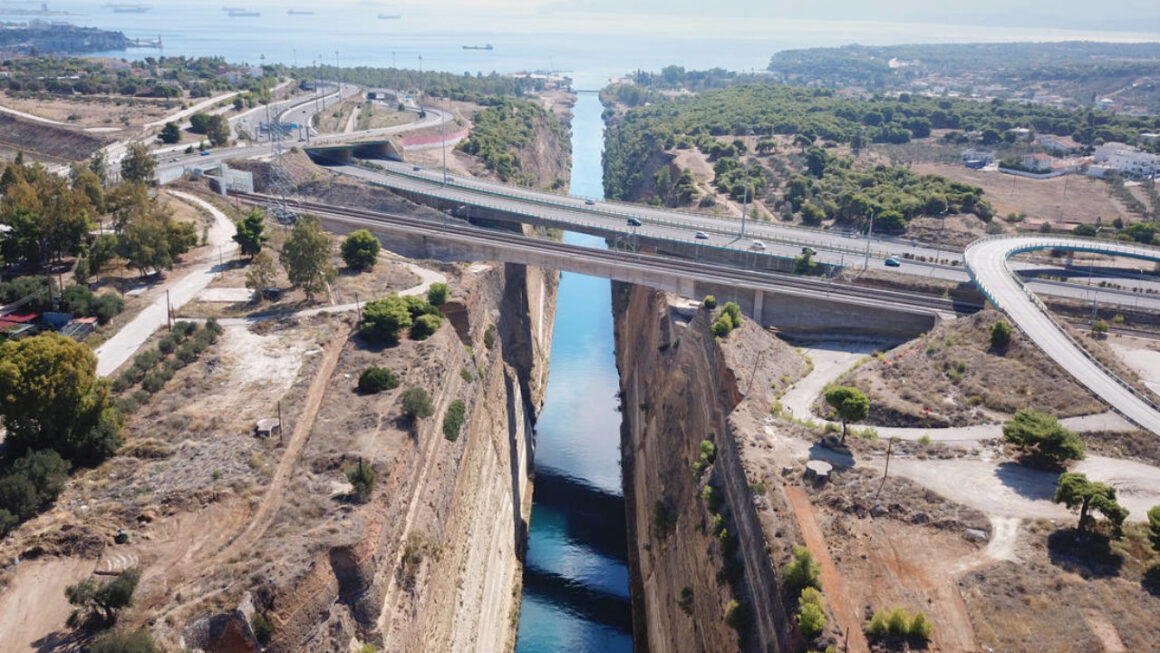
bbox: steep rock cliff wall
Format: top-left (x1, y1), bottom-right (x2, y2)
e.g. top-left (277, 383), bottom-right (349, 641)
top-left (614, 285), bottom-right (804, 653)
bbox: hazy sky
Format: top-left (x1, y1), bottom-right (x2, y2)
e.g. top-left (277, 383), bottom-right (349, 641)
top-left (328, 0), bottom-right (1160, 33)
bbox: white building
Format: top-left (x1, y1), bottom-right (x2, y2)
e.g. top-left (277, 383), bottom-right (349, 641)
top-left (1093, 142), bottom-right (1160, 178)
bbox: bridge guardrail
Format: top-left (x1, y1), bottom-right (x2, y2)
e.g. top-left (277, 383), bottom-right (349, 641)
top-left (372, 164), bottom-right (940, 262)
top-left (965, 236), bottom-right (1160, 423)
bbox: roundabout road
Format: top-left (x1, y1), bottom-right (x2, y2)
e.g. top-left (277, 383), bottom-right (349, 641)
top-left (965, 236), bottom-right (1160, 435)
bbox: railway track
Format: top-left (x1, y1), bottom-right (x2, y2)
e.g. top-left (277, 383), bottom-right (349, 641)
top-left (237, 192), bottom-right (961, 316)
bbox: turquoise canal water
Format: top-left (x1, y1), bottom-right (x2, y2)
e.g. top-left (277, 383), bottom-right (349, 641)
top-left (513, 94), bottom-right (634, 652)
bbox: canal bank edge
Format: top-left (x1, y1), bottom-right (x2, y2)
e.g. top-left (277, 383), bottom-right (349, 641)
top-left (614, 283), bottom-right (801, 653)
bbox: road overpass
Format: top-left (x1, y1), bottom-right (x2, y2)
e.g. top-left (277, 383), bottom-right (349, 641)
top-left (325, 161), bottom-right (1160, 312)
top-left (239, 193), bottom-right (945, 338)
top-left (966, 236), bottom-right (1160, 434)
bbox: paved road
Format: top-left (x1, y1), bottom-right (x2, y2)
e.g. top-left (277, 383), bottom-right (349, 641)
top-left (94, 192), bottom-right (237, 377)
top-left (334, 162), bottom-right (1160, 311)
top-left (966, 236), bottom-right (1160, 434)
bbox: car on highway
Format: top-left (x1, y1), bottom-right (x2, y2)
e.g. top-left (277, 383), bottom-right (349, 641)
top-left (585, 199), bottom-right (596, 205)
top-left (627, 218), bottom-right (642, 227)
top-left (885, 257), bottom-right (902, 267)
top-left (695, 231), bottom-right (709, 240)
top-left (200, 151), bottom-right (211, 156)
top-left (413, 166), bottom-right (421, 171)
top-left (750, 240), bottom-right (766, 250)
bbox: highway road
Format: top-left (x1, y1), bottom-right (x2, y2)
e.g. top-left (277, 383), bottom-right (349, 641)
top-left (966, 236), bottom-right (1160, 434)
top-left (331, 162), bottom-right (1160, 311)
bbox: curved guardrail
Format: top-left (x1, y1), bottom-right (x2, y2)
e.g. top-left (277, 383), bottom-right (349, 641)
top-left (964, 235), bottom-right (1160, 429)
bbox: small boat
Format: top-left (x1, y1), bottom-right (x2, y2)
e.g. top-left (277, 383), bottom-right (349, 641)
top-left (462, 44), bottom-right (494, 51)
top-left (228, 9), bottom-right (259, 17)
top-left (378, 13), bottom-right (401, 19)
top-left (288, 9), bottom-right (313, 15)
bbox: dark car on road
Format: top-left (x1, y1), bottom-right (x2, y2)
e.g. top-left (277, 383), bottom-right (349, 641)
top-left (627, 218), bottom-right (642, 227)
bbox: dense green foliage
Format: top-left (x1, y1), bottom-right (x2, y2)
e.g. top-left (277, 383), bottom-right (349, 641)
top-left (66, 568), bottom-right (140, 627)
top-left (111, 320), bottom-right (221, 400)
top-left (1055, 472), bottom-right (1128, 534)
top-left (443, 399), bottom-right (466, 442)
top-left (866, 606), bottom-right (933, 643)
top-left (286, 65), bottom-right (548, 104)
top-left (359, 294), bottom-right (442, 344)
top-left (59, 283), bottom-right (124, 324)
top-left (796, 587), bottom-right (827, 639)
top-left (279, 214), bottom-right (336, 301)
top-left (158, 122), bottom-right (182, 145)
top-left (88, 628), bottom-right (159, 653)
top-left (990, 320), bottom-right (1012, 349)
top-left (357, 366), bottom-right (399, 394)
top-left (783, 544), bottom-right (821, 595)
top-left (782, 148), bottom-right (990, 232)
top-left (768, 42), bottom-right (1160, 116)
top-left (0, 333), bottom-right (120, 466)
top-left (1003, 409), bottom-right (1085, 464)
top-left (250, 613), bottom-right (274, 646)
top-left (824, 386), bottom-right (870, 442)
top-left (427, 282), bottom-right (449, 306)
top-left (346, 459), bottom-right (375, 503)
top-left (457, 99), bottom-right (569, 185)
top-left (1148, 505), bottom-right (1160, 552)
top-left (0, 55), bottom-right (279, 99)
top-left (0, 449), bottom-right (70, 535)
top-left (340, 229), bottom-right (380, 270)
top-left (1, 160), bottom-right (97, 268)
top-left (120, 143), bottom-right (156, 185)
top-left (233, 209), bottom-right (269, 258)
top-left (400, 387), bottom-right (434, 421)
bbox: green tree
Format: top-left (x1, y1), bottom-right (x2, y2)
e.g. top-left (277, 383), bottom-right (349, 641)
top-left (410, 313), bottom-right (443, 340)
top-left (427, 282), bottom-right (449, 306)
top-left (805, 147), bottom-right (828, 178)
top-left (824, 386), bottom-right (870, 443)
top-left (401, 387), bottom-right (434, 421)
top-left (66, 568), bottom-right (140, 626)
top-left (990, 320), bottom-right (1012, 349)
top-left (189, 112), bottom-right (212, 134)
top-left (443, 399), bottom-right (466, 442)
top-left (359, 295), bottom-right (413, 343)
top-left (205, 114), bottom-right (230, 147)
top-left (158, 121), bottom-right (181, 145)
top-left (279, 214), bottom-right (335, 301)
top-left (1148, 505), bottom-right (1160, 551)
top-left (800, 202), bottom-right (825, 226)
top-left (232, 208), bottom-right (269, 258)
top-left (1055, 472), bottom-right (1128, 533)
top-left (243, 249), bottom-right (277, 301)
top-left (1002, 409), bottom-right (1085, 464)
top-left (119, 142), bottom-right (155, 185)
top-left (340, 229), bottom-right (380, 270)
top-left (117, 200), bottom-right (197, 274)
top-left (346, 458), bottom-right (375, 503)
top-left (88, 629), bottom-right (158, 653)
top-left (797, 601), bottom-right (826, 639)
top-left (1091, 319), bottom-right (1110, 337)
top-left (358, 366), bottom-right (399, 394)
top-left (783, 544), bottom-right (821, 595)
top-left (0, 333), bottom-right (120, 465)
top-left (0, 449), bottom-right (70, 532)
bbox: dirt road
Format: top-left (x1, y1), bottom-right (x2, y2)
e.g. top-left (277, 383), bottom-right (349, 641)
top-left (785, 485), bottom-right (870, 653)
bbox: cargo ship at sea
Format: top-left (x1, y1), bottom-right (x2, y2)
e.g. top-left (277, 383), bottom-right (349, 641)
top-left (288, 9), bottom-right (313, 15)
top-left (227, 9), bottom-right (259, 17)
top-left (462, 44), bottom-right (494, 50)
top-left (378, 13), bottom-right (401, 19)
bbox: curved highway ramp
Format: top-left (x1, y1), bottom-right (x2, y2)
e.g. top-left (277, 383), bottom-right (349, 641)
top-left (965, 236), bottom-right (1160, 435)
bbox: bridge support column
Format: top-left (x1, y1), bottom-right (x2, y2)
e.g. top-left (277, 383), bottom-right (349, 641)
top-left (676, 276), bottom-right (696, 299)
top-left (753, 289), bottom-right (764, 322)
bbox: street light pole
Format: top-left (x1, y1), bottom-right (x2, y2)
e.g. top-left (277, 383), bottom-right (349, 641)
top-left (863, 208), bottom-right (876, 271)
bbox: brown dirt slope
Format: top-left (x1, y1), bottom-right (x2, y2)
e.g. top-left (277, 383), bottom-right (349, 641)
top-left (0, 113), bottom-right (106, 162)
top-left (837, 309), bottom-right (1106, 427)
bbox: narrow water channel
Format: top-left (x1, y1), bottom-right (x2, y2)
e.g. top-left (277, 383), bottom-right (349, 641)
top-left (514, 93), bottom-right (634, 652)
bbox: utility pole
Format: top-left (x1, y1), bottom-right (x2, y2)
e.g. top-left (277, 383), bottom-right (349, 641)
top-left (441, 96), bottom-right (448, 186)
top-left (863, 208), bottom-right (876, 271)
top-left (418, 54), bottom-right (424, 115)
top-left (740, 129), bottom-right (752, 237)
top-left (166, 289), bottom-right (173, 331)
